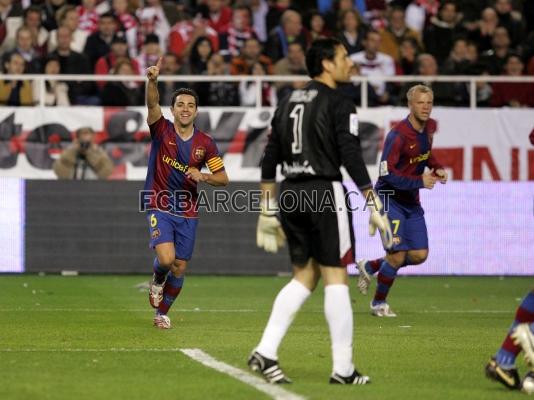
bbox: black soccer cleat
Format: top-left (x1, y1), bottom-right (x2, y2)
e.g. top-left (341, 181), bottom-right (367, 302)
top-left (247, 351), bottom-right (292, 384)
top-left (329, 369), bottom-right (371, 385)
top-left (485, 357), bottom-right (521, 390)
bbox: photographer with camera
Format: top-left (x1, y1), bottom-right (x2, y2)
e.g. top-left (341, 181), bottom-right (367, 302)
top-left (53, 127), bottom-right (113, 180)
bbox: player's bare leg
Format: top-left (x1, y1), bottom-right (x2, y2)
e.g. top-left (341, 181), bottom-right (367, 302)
top-left (249, 259), bottom-right (318, 383)
top-left (321, 265), bottom-right (370, 384)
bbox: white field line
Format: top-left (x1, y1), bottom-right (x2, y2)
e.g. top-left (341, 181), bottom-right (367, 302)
top-left (181, 348), bottom-right (306, 400)
top-left (0, 308), bottom-right (511, 314)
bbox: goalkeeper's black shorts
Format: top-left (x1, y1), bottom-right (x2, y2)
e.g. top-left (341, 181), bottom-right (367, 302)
top-left (279, 179), bottom-right (355, 267)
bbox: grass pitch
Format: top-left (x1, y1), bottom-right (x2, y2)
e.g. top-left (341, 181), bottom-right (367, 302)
top-left (0, 275), bottom-right (531, 400)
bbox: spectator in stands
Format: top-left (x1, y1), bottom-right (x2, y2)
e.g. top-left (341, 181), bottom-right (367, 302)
top-left (12, 26), bottom-right (42, 73)
top-left (480, 26), bottom-right (512, 75)
top-left (265, 9), bottom-right (308, 63)
top-left (22, 5), bottom-right (48, 57)
top-left (423, 1), bottom-right (462, 65)
top-left (379, 6), bottom-right (421, 63)
top-left (101, 59), bottom-right (144, 106)
top-left (49, 26), bottom-right (95, 105)
top-left (187, 36), bottom-right (213, 74)
top-left (157, 52), bottom-right (189, 106)
top-left (43, 56), bottom-right (70, 106)
top-left (398, 53), bottom-right (460, 106)
top-left (195, 53), bottom-right (239, 106)
top-left (265, 0), bottom-right (290, 35)
top-left (398, 37), bottom-right (420, 75)
top-left (405, 0), bottom-right (439, 34)
top-left (364, 0), bottom-right (388, 31)
top-left (135, 33), bottom-right (162, 71)
top-left (467, 7), bottom-right (499, 53)
top-left (0, 51), bottom-right (35, 106)
top-left (53, 126), bottom-right (113, 180)
top-left (48, 5), bottom-right (89, 54)
top-left (336, 9), bottom-right (366, 56)
top-left (350, 30), bottom-right (395, 104)
top-left (94, 32), bottom-right (140, 85)
top-left (42, 0), bottom-right (67, 31)
top-left (493, 0), bottom-right (525, 47)
top-left (305, 11), bottom-right (329, 42)
top-left (219, 5), bottom-right (257, 59)
top-left (230, 37), bottom-right (273, 75)
top-left (442, 37), bottom-right (472, 75)
top-left (77, 0), bottom-right (99, 34)
top-left (337, 63), bottom-right (381, 107)
top-left (249, 0), bottom-right (269, 43)
top-left (490, 54), bottom-right (534, 107)
top-left (273, 41), bottom-right (307, 99)
top-left (135, 0), bottom-right (171, 51)
top-left (168, 12), bottom-right (219, 61)
top-left (238, 61), bottom-right (276, 106)
top-left (0, 0), bottom-right (24, 52)
top-left (205, 0), bottom-right (232, 33)
top-left (83, 12), bottom-right (118, 68)
top-left (324, 0), bottom-right (354, 33)
top-left (112, 0), bottom-right (138, 57)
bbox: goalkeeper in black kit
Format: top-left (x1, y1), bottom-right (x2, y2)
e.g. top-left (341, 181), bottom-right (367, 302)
top-left (247, 38), bottom-right (393, 385)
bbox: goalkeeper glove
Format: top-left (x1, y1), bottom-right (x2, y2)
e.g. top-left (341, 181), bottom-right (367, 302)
top-left (256, 201), bottom-right (286, 253)
top-left (367, 192), bottom-right (393, 250)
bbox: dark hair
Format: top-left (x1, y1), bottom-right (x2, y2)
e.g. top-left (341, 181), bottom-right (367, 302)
top-left (190, 36), bottom-right (213, 74)
top-left (306, 38), bottom-right (343, 78)
top-left (23, 5), bottom-right (42, 19)
top-left (171, 88), bottom-right (200, 109)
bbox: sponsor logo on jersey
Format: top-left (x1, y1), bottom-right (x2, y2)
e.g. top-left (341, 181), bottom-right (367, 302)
top-left (289, 89), bottom-right (318, 103)
top-left (282, 160), bottom-right (316, 175)
top-left (409, 151), bottom-right (430, 164)
top-left (162, 154), bottom-right (188, 172)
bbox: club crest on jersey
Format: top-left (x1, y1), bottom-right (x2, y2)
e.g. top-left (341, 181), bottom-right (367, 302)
top-left (151, 228), bottom-right (160, 240)
top-left (193, 146), bottom-right (206, 162)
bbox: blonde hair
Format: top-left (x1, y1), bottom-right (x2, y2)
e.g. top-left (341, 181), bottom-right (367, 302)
top-left (406, 84), bottom-right (434, 103)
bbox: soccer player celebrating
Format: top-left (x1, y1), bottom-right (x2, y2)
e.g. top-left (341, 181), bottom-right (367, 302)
top-left (248, 38), bottom-right (393, 384)
top-left (486, 290), bottom-right (534, 394)
top-left (144, 58), bottom-right (229, 329)
top-left (356, 84), bottom-right (447, 317)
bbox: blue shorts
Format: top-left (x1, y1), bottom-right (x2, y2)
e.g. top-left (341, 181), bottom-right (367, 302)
top-left (386, 199), bottom-right (428, 252)
top-left (147, 211), bottom-right (198, 261)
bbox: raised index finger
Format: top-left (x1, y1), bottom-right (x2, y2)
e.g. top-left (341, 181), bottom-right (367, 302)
top-left (156, 56), bottom-right (163, 69)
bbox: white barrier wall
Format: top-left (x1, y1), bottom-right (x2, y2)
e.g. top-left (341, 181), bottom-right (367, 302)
top-left (0, 107), bottom-right (533, 181)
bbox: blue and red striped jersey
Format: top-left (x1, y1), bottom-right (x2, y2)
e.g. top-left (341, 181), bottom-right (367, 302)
top-left (375, 117), bottom-right (442, 205)
top-left (143, 116), bottom-right (225, 217)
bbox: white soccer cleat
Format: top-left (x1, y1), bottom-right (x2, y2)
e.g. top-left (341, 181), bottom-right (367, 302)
top-left (511, 323), bottom-right (534, 369)
top-left (148, 279), bottom-right (165, 308)
top-left (370, 301), bottom-right (397, 317)
top-left (153, 314), bottom-right (171, 329)
top-left (356, 259), bottom-right (371, 295)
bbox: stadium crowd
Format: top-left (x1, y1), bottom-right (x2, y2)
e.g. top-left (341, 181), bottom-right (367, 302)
top-left (0, 0), bottom-right (533, 107)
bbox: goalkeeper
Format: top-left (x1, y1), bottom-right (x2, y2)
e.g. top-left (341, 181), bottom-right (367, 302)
top-left (248, 38), bottom-right (393, 385)
top-left (356, 84), bottom-right (447, 317)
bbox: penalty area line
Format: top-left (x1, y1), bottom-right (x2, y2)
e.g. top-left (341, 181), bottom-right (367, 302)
top-left (180, 348), bottom-right (306, 400)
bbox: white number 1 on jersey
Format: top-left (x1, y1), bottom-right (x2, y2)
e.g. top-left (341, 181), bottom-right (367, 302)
top-left (289, 104), bottom-right (304, 154)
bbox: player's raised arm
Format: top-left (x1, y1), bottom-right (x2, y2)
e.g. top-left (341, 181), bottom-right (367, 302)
top-left (146, 57), bottom-right (163, 125)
